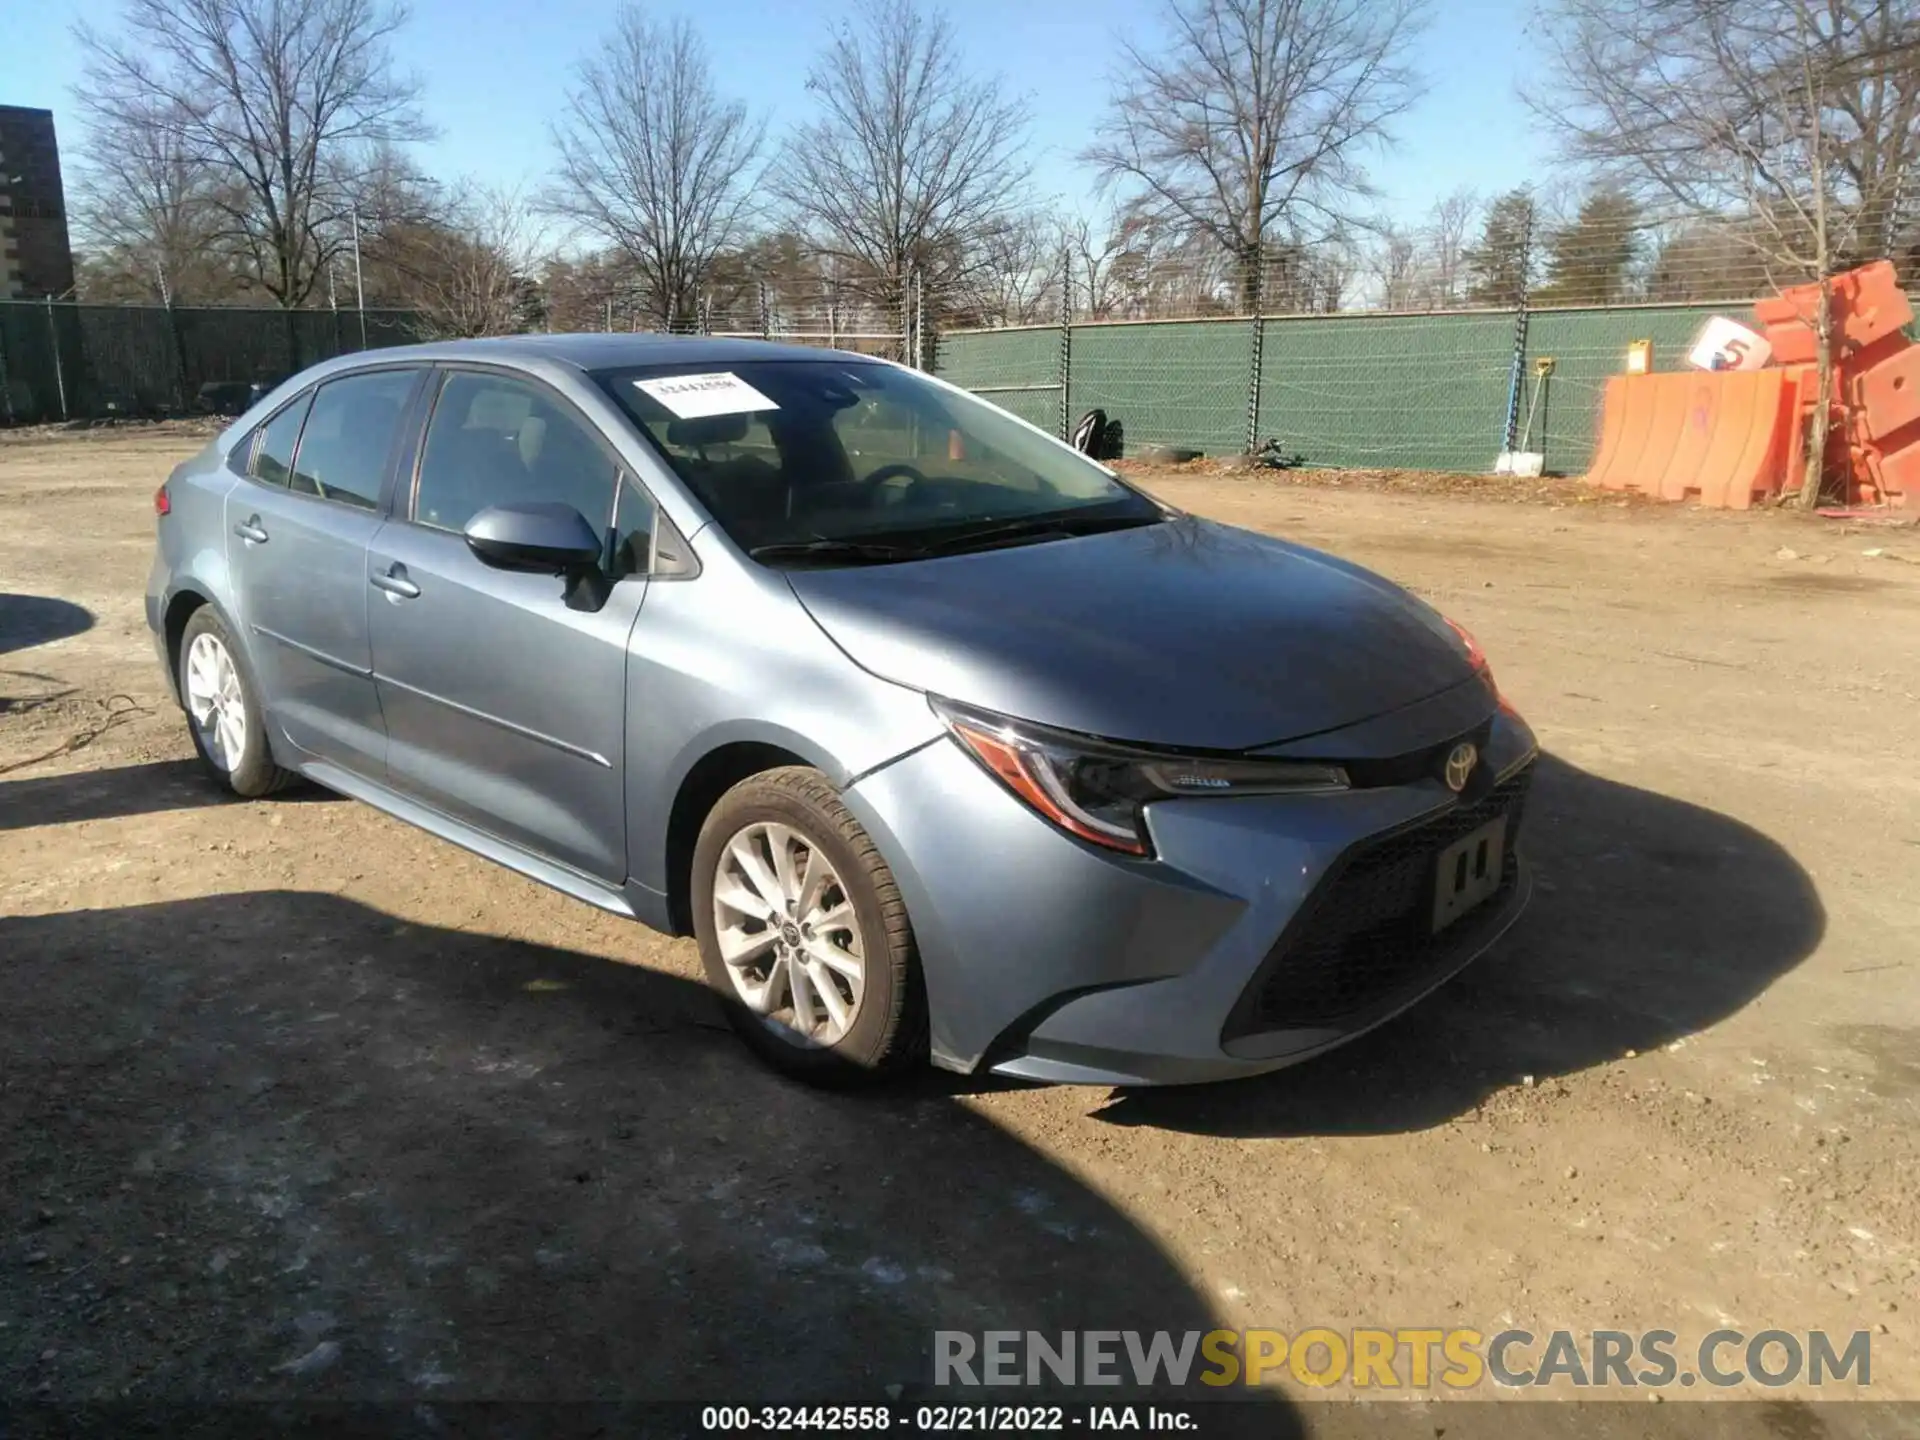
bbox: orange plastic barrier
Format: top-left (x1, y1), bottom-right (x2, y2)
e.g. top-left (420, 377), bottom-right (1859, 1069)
top-left (1583, 370), bottom-right (1802, 509)
top-left (1753, 260), bottom-right (1913, 365)
top-left (1582, 261), bottom-right (1919, 509)
top-left (1851, 343), bottom-right (1920, 438)
top-left (1859, 440), bottom-right (1920, 508)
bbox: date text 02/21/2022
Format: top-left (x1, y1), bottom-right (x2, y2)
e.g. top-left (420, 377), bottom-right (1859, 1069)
top-left (699, 1405), bottom-right (1199, 1432)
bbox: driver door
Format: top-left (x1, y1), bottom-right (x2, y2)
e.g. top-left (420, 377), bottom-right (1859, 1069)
top-left (366, 367), bottom-right (649, 883)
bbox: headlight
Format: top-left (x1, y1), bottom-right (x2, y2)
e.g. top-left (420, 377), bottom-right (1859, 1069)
top-left (932, 698), bottom-right (1348, 857)
top-left (1440, 614), bottom-right (1497, 694)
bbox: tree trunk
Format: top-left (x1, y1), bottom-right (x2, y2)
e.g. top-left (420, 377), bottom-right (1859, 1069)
top-left (1799, 276), bottom-right (1833, 510)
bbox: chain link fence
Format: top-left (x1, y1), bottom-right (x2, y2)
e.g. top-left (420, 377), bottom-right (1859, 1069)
top-left (937, 300), bottom-right (1741, 475)
top-left (0, 275), bottom-right (1783, 474)
top-left (0, 301), bottom-right (422, 425)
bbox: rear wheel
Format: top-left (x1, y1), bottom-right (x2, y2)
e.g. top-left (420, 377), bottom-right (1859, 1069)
top-left (177, 607), bottom-right (293, 798)
top-left (691, 766), bottom-right (926, 1084)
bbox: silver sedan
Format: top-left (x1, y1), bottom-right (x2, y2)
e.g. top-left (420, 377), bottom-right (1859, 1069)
top-left (146, 334), bottom-right (1536, 1085)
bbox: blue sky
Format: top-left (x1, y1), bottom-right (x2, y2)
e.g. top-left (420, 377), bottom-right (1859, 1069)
top-left (0, 0), bottom-right (1556, 227)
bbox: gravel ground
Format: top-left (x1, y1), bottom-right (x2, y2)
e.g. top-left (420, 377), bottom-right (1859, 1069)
top-left (2, 428), bottom-right (1917, 1435)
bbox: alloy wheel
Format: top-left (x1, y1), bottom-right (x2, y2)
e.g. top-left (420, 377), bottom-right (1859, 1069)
top-left (183, 631), bottom-right (247, 773)
top-left (710, 820), bottom-right (867, 1047)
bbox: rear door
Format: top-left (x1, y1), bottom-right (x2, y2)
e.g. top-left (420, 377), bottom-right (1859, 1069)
top-left (366, 367), bottom-right (650, 883)
top-left (224, 367), bottom-right (422, 776)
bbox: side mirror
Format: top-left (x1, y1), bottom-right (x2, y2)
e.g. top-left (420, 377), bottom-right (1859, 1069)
top-left (464, 502), bottom-right (602, 574)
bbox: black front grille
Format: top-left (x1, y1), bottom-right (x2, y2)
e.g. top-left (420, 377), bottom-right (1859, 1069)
top-left (1223, 766), bottom-right (1533, 1039)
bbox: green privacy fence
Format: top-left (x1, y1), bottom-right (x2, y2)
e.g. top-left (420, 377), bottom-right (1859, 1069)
top-left (938, 301), bottom-right (1742, 475)
top-left (0, 302), bottom-right (424, 426)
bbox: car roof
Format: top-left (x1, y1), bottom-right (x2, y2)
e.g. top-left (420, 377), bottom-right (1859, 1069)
top-left (327, 332), bottom-right (883, 374)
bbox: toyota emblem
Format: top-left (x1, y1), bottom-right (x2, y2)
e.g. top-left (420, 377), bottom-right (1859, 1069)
top-left (1444, 742), bottom-right (1478, 793)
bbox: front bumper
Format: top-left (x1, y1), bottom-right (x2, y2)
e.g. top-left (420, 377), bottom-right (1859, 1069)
top-left (841, 707), bottom-right (1537, 1086)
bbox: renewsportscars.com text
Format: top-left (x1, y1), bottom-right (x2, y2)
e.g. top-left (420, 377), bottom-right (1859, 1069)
top-left (933, 1328), bottom-right (1873, 1390)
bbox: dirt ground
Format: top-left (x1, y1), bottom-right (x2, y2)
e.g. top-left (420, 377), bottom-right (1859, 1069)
top-left (3, 429), bottom-right (1918, 1432)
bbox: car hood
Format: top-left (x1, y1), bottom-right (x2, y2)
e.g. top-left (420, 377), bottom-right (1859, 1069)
top-left (784, 515), bottom-right (1486, 751)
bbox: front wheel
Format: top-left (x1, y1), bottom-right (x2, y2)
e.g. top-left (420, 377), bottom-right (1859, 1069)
top-left (691, 766), bottom-right (926, 1084)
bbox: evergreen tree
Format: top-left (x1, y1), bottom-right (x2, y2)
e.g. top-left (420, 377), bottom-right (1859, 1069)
top-left (1535, 189), bottom-right (1642, 306)
top-left (1463, 189), bottom-right (1537, 306)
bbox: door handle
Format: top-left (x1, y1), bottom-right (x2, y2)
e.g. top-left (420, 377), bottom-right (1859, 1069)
top-left (233, 516), bottom-right (269, 544)
top-left (370, 563), bottom-right (421, 600)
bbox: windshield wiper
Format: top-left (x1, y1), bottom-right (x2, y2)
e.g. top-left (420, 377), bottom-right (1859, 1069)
top-left (749, 538), bottom-right (928, 566)
top-left (922, 511), bottom-right (1162, 556)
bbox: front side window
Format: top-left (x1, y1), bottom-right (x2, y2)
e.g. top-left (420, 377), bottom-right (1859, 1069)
top-left (595, 359), bottom-right (1160, 560)
top-left (414, 371), bottom-right (620, 538)
top-left (289, 369), bottom-right (417, 510)
top-left (611, 473), bottom-right (657, 578)
top-left (250, 392), bottom-right (313, 488)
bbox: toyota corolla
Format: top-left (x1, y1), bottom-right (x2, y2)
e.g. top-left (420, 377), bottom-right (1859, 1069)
top-left (146, 335), bottom-right (1536, 1085)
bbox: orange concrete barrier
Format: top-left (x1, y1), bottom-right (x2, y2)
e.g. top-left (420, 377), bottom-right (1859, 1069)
top-left (1583, 370), bottom-right (1801, 508)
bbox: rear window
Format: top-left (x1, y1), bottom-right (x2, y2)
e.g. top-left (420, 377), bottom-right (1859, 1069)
top-left (289, 369), bottom-right (417, 510)
top-left (250, 393), bottom-right (313, 487)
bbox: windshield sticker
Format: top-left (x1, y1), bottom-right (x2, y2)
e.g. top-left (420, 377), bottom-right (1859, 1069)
top-left (633, 372), bottom-right (780, 419)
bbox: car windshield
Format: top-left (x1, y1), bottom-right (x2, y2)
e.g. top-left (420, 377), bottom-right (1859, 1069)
top-left (595, 358), bottom-right (1162, 562)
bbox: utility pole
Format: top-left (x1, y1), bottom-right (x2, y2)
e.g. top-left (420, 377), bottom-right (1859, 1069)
top-left (1500, 203), bottom-right (1536, 457)
top-left (1244, 246), bottom-right (1264, 456)
top-left (913, 269), bottom-right (925, 370)
top-left (157, 254), bottom-right (188, 413)
top-left (45, 294), bottom-right (68, 422)
top-left (1058, 248), bottom-right (1072, 439)
top-left (351, 207), bottom-right (368, 349)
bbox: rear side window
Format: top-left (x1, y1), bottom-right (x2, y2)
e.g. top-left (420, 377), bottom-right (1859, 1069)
top-left (250, 393), bottom-right (312, 487)
top-left (413, 371), bottom-right (621, 537)
top-left (290, 369), bottom-right (418, 510)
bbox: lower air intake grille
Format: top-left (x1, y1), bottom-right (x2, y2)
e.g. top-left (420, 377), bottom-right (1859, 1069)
top-left (1223, 766), bottom-right (1533, 1039)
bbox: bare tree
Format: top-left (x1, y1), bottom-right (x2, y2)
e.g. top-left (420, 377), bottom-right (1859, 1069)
top-left (1363, 221), bottom-right (1419, 308)
top-left (950, 212), bottom-right (1064, 327)
top-left (74, 0), bottom-right (427, 313)
top-left (1083, 0), bottom-right (1425, 312)
top-left (69, 99), bottom-right (242, 303)
top-left (548, 7), bottom-right (764, 331)
top-left (773, 0), bottom-right (1032, 336)
top-left (1060, 212), bottom-right (1131, 318)
top-left (370, 183), bottom-right (546, 337)
top-left (1538, 0), bottom-right (1920, 503)
top-left (1420, 187), bottom-right (1478, 307)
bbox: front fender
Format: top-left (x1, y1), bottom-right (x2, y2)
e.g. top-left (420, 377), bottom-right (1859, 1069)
top-left (622, 563), bottom-right (945, 904)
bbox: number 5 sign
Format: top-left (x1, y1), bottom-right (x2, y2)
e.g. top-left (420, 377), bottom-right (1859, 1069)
top-left (1688, 316), bottom-right (1773, 372)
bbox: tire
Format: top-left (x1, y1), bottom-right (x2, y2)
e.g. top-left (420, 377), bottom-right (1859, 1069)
top-left (691, 766), bottom-right (927, 1084)
top-left (177, 607), bottom-right (295, 798)
top-left (1142, 443), bottom-right (1202, 465)
top-left (1071, 408), bottom-right (1109, 457)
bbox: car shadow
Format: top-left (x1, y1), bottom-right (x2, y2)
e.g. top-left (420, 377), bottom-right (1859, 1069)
top-left (0, 891), bottom-right (1294, 1425)
top-left (0, 758), bottom-right (341, 831)
top-left (1088, 752), bottom-right (1826, 1138)
top-left (0, 594), bottom-right (94, 656)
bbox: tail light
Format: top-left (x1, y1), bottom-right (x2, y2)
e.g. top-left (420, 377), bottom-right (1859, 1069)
top-left (154, 483), bottom-right (172, 516)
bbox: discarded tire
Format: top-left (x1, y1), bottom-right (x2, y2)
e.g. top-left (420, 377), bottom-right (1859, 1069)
top-left (1071, 409), bottom-right (1108, 456)
top-left (1142, 444), bottom-right (1202, 465)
